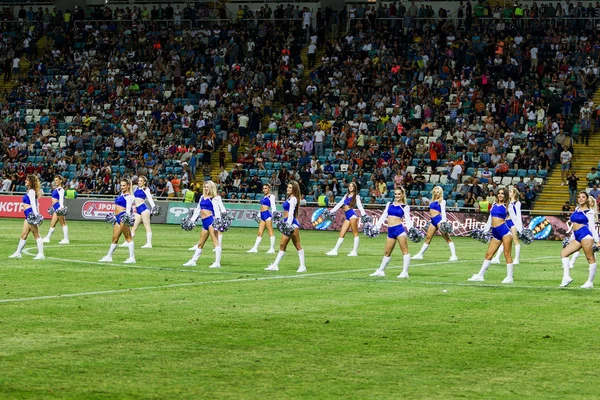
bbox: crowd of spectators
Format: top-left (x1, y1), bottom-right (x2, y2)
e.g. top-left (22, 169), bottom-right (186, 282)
top-left (1, 1), bottom-right (599, 211)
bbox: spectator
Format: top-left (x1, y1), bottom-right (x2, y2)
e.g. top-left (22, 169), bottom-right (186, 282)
top-left (567, 171), bottom-right (579, 205)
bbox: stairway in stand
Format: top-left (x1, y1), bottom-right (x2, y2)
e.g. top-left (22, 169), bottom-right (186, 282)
top-left (0, 36), bottom-right (51, 99)
top-left (535, 91), bottom-right (600, 211)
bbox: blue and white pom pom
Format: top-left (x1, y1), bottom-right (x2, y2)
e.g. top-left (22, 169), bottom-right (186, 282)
top-left (360, 215), bottom-right (373, 224)
top-left (180, 217), bottom-right (196, 231)
top-left (56, 207), bottom-right (68, 217)
top-left (321, 210), bottom-right (336, 222)
top-left (47, 206), bottom-right (56, 216)
top-left (26, 213), bottom-right (44, 226)
top-left (408, 227), bottom-right (426, 243)
top-left (594, 244), bottom-right (600, 253)
top-left (150, 205), bottom-right (162, 216)
top-left (471, 228), bottom-right (491, 244)
top-left (248, 210), bottom-right (261, 224)
top-left (105, 213), bottom-right (117, 225)
top-left (562, 237), bottom-right (571, 248)
top-left (362, 222), bottom-right (380, 239)
top-left (439, 221), bottom-right (453, 234)
top-left (212, 211), bottom-right (234, 232)
top-left (518, 228), bottom-right (535, 245)
top-left (276, 219), bottom-right (296, 236)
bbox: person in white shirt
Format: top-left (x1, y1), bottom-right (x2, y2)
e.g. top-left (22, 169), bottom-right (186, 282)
top-left (314, 128), bottom-right (325, 156)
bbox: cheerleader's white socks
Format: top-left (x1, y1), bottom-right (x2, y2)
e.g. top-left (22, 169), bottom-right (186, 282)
top-left (581, 263), bottom-right (597, 289)
top-left (297, 249), bottom-right (306, 272)
top-left (398, 254), bottom-right (410, 278)
top-left (560, 257), bottom-right (573, 287)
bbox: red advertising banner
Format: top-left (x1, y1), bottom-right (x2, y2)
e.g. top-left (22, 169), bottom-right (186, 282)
top-left (81, 200), bottom-right (117, 220)
top-left (0, 195), bottom-right (54, 219)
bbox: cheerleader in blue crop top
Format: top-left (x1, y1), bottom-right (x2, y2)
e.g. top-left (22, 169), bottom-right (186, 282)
top-left (468, 188), bottom-right (515, 283)
top-left (369, 187), bottom-right (413, 279)
top-left (560, 191), bottom-right (599, 288)
top-left (129, 176), bottom-right (156, 249)
top-left (325, 182), bottom-right (367, 257)
top-left (413, 186), bottom-right (458, 262)
top-left (9, 175), bottom-right (45, 260)
top-left (491, 188), bottom-right (524, 265)
top-left (42, 175), bottom-right (69, 245)
top-left (184, 181), bottom-right (223, 268)
top-left (265, 181), bottom-right (306, 273)
top-left (248, 184), bottom-right (277, 254)
top-left (99, 178), bottom-right (136, 264)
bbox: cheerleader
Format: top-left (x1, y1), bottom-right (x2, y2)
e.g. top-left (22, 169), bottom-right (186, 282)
top-left (9, 175), bottom-right (45, 260)
top-left (325, 182), bottom-right (366, 257)
top-left (99, 178), bottom-right (136, 264)
top-left (412, 186), bottom-right (457, 261)
top-left (184, 181), bottom-right (222, 268)
top-left (491, 188), bottom-right (523, 264)
top-left (369, 187), bottom-right (412, 278)
top-left (248, 183), bottom-right (277, 254)
top-left (42, 175), bottom-right (69, 244)
top-left (130, 176), bottom-right (156, 248)
top-left (560, 191), bottom-right (598, 288)
top-left (265, 181), bottom-right (306, 272)
top-left (468, 188), bottom-right (514, 283)
top-left (188, 195), bottom-right (226, 252)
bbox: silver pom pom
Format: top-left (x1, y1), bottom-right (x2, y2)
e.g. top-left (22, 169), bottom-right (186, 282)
top-left (470, 228), bottom-right (492, 244)
top-left (150, 205), bottom-right (162, 216)
top-left (363, 222), bottom-right (380, 238)
top-left (321, 210), bottom-right (336, 222)
top-left (518, 228), bottom-right (535, 245)
top-left (56, 207), bottom-right (68, 217)
top-left (212, 211), bottom-right (234, 232)
top-left (408, 227), bottom-right (426, 243)
top-left (276, 219), bottom-right (296, 236)
top-left (248, 210), bottom-right (261, 224)
top-left (439, 222), bottom-right (453, 234)
top-left (272, 211), bottom-right (284, 224)
top-left (121, 213), bottom-right (135, 227)
top-left (360, 215), bottom-right (373, 224)
top-left (47, 206), bottom-right (56, 216)
top-left (26, 213), bottom-right (44, 226)
top-left (180, 217), bottom-right (196, 231)
top-left (562, 238), bottom-right (571, 248)
top-left (105, 213), bottom-right (117, 226)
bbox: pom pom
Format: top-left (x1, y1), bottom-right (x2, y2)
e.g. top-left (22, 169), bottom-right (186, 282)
top-left (518, 228), bottom-right (535, 245)
top-left (562, 238), bottom-right (571, 248)
top-left (272, 211), bottom-right (284, 224)
top-left (360, 215), bottom-right (373, 224)
top-left (56, 207), bottom-right (68, 216)
top-left (26, 213), bottom-right (44, 226)
top-left (408, 227), bottom-right (426, 243)
top-left (363, 222), bottom-right (380, 238)
top-left (47, 206), bottom-right (56, 216)
top-left (121, 213), bottom-right (135, 227)
top-left (594, 244), bottom-right (600, 253)
top-left (248, 210), bottom-right (261, 224)
top-left (470, 228), bottom-right (491, 244)
top-left (439, 221), bottom-right (453, 234)
top-left (150, 205), bottom-right (162, 216)
top-left (276, 219), bottom-right (296, 236)
top-left (180, 216), bottom-right (196, 231)
top-left (321, 210), bottom-right (336, 222)
top-left (105, 213), bottom-right (117, 226)
top-left (212, 211), bottom-right (234, 232)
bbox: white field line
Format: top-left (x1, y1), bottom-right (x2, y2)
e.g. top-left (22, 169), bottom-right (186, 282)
top-left (0, 256), bottom-right (569, 304)
top-left (21, 245), bottom-right (259, 276)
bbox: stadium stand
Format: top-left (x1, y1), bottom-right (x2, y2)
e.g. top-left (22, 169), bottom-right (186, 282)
top-left (1, 1), bottom-right (599, 211)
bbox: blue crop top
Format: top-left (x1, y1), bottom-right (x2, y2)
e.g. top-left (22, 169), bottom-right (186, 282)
top-left (22, 193), bottom-right (31, 205)
top-left (200, 196), bottom-right (214, 213)
top-left (570, 209), bottom-right (590, 225)
top-left (134, 188), bottom-right (147, 200)
top-left (115, 194), bottom-right (129, 208)
top-left (388, 204), bottom-right (405, 218)
top-left (430, 201), bottom-right (442, 212)
top-left (51, 188), bottom-right (61, 200)
top-left (260, 196), bottom-right (272, 207)
top-left (490, 203), bottom-right (508, 219)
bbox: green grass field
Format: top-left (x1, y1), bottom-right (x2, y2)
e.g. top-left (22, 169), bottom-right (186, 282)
top-left (0, 219), bottom-right (598, 399)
